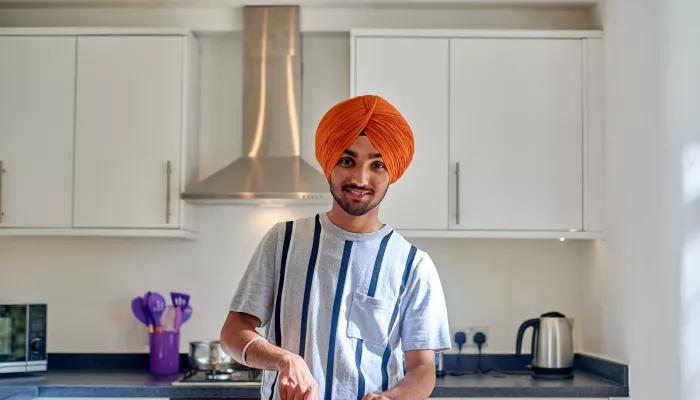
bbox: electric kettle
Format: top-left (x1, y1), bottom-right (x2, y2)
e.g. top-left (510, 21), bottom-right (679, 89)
top-left (515, 311), bottom-right (574, 379)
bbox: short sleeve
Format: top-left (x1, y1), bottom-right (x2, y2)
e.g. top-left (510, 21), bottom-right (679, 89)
top-left (229, 223), bottom-right (280, 328)
top-left (399, 253), bottom-right (452, 352)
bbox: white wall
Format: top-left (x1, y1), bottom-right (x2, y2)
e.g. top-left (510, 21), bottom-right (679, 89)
top-left (581, 0), bottom-right (700, 400)
top-left (666, 0), bottom-right (700, 399)
top-left (0, 206), bottom-right (588, 353)
top-left (581, 240), bottom-right (628, 362)
top-left (0, 6), bottom-right (592, 355)
top-left (411, 238), bottom-right (587, 354)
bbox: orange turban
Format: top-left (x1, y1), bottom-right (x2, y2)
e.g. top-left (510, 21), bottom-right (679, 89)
top-left (315, 95), bottom-right (414, 184)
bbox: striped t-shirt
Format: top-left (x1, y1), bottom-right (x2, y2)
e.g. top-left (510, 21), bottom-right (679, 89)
top-left (229, 212), bottom-right (451, 400)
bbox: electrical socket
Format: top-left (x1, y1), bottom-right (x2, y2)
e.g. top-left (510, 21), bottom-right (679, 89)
top-left (467, 326), bottom-right (489, 348)
top-left (450, 325), bottom-right (490, 349)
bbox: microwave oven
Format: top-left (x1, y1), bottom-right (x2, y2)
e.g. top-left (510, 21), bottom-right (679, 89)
top-left (0, 304), bottom-right (47, 374)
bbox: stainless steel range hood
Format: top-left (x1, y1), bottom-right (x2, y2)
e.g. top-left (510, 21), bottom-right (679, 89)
top-left (182, 5), bottom-right (331, 204)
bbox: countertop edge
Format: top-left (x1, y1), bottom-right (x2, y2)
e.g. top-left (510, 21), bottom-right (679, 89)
top-left (31, 385), bottom-right (630, 399)
top-left (431, 386), bottom-right (630, 398)
top-left (0, 386), bottom-right (39, 400)
top-left (38, 386), bottom-right (263, 399)
top-left (0, 360), bottom-right (630, 399)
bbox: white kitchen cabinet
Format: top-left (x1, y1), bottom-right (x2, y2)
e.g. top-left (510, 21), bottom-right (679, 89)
top-left (73, 36), bottom-right (184, 228)
top-left (0, 36), bottom-right (76, 228)
top-left (352, 37), bottom-right (449, 230)
top-left (0, 29), bottom-right (199, 238)
top-left (583, 38), bottom-right (606, 233)
top-left (350, 29), bottom-right (604, 239)
top-left (449, 38), bottom-right (583, 231)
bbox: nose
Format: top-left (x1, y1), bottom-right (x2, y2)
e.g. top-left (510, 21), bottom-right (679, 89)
top-left (350, 166), bottom-right (370, 187)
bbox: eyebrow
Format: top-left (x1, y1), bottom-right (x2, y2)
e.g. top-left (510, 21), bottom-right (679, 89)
top-left (343, 149), bottom-right (382, 159)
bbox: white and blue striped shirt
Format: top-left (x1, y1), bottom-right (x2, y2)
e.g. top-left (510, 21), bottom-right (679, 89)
top-left (230, 212), bottom-right (451, 400)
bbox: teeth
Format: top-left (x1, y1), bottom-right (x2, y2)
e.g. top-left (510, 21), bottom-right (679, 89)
top-left (349, 189), bottom-right (368, 195)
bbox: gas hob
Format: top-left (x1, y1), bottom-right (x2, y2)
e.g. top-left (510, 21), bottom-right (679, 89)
top-left (172, 367), bottom-right (263, 386)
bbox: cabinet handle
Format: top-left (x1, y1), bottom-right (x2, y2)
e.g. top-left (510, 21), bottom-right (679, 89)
top-left (166, 161), bottom-right (172, 224)
top-left (455, 162), bottom-right (460, 226)
top-left (0, 161), bottom-right (4, 224)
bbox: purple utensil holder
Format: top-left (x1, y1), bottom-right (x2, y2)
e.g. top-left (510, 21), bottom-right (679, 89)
top-left (149, 331), bottom-right (180, 375)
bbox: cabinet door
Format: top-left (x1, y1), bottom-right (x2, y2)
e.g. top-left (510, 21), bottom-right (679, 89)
top-left (584, 38), bottom-right (605, 232)
top-left (354, 37), bottom-right (449, 230)
top-left (0, 37), bottom-right (75, 228)
top-left (449, 38), bottom-right (583, 231)
top-left (74, 36), bottom-right (182, 228)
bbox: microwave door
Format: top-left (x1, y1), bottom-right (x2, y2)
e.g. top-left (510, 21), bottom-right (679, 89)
top-left (0, 318), bottom-right (10, 355)
top-left (0, 305), bottom-right (27, 367)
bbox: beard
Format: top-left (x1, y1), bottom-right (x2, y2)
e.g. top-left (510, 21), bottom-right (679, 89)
top-left (330, 180), bottom-right (388, 217)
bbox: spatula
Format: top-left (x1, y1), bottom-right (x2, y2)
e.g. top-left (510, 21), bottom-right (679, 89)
top-left (181, 305), bottom-right (192, 325)
top-left (174, 305), bottom-right (182, 331)
top-left (131, 297), bottom-right (150, 326)
top-left (170, 292), bottom-right (190, 309)
top-left (147, 292), bottom-right (166, 332)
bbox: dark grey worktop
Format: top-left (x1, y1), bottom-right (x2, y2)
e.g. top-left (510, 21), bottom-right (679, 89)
top-left (0, 370), bottom-right (628, 398)
top-left (0, 371), bottom-right (260, 399)
top-left (0, 387), bottom-right (37, 400)
top-left (432, 371), bottom-right (627, 398)
top-left (0, 353), bottom-right (629, 398)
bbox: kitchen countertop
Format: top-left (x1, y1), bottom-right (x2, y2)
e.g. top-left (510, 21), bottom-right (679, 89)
top-left (0, 386), bottom-right (38, 400)
top-left (0, 369), bottom-right (628, 398)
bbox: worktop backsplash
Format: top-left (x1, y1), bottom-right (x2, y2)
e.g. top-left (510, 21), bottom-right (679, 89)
top-left (0, 205), bottom-right (589, 354)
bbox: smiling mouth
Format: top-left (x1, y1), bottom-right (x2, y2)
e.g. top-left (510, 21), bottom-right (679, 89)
top-left (345, 188), bottom-right (372, 200)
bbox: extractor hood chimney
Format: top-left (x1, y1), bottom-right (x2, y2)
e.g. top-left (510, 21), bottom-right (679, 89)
top-left (182, 5), bottom-right (331, 204)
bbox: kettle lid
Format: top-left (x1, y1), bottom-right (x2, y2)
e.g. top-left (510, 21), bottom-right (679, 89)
top-left (540, 311), bottom-right (566, 318)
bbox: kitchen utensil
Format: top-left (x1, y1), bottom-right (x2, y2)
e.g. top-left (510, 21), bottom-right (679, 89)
top-left (174, 305), bottom-right (182, 331)
top-left (516, 311), bottom-right (574, 379)
top-left (160, 306), bottom-right (177, 332)
top-left (188, 340), bottom-right (241, 372)
top-left (131, 297), bottom-right (150, 326)
top-left (147, 292), bottom-right (166, 332)
top-left (143, 292), bottom-right (152, 324)
top-left (181, 305), bottom-right (192, 324)
top-left (170, 292), bottom-right (190, 309)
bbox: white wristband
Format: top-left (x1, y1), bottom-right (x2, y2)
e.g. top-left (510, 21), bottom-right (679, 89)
top-left (241, 336), bottom-right (266, 367)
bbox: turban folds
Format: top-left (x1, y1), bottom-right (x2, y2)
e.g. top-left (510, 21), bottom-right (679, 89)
top-left (315, 94), bottom-right (415, 184)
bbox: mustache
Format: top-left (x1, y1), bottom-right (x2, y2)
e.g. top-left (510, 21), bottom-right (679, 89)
top-left (343, 184), bottom-right (374, 193)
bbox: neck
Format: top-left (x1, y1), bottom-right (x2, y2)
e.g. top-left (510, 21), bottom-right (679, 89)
top-left (327, 204), bottom-right (383, 234)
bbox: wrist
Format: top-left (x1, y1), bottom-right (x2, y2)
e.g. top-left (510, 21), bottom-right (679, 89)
top-left (276, 352), bottom-right (298, 371)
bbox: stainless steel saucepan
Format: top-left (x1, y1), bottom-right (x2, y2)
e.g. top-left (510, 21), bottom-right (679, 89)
top-left (188, 340), bottom-right (242, 372)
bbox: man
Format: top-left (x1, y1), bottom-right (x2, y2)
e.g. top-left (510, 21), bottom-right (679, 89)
top-left (220, 94), bottom-right (451, 400)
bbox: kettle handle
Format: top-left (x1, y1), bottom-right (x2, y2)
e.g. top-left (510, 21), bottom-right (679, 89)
top-left (515, 318), bottom-right (539, 356)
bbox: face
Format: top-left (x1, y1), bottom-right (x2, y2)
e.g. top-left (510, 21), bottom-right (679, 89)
top-left (329, 135), bottom-right (390, 217)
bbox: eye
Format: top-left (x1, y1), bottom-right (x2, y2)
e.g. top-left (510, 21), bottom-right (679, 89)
top-left (373, 162), bottom-right (385, 170)
top-left (338, 158), bottom-right (353, 167)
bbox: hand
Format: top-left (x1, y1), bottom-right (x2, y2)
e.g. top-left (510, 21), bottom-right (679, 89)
top-left (362, 393), bottom-right (392, 400)
top-left (278, 354), bottom-right (318, 400)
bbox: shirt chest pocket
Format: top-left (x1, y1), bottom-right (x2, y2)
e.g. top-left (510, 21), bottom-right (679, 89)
top-left (346, 290), bottom-right (394, 347)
